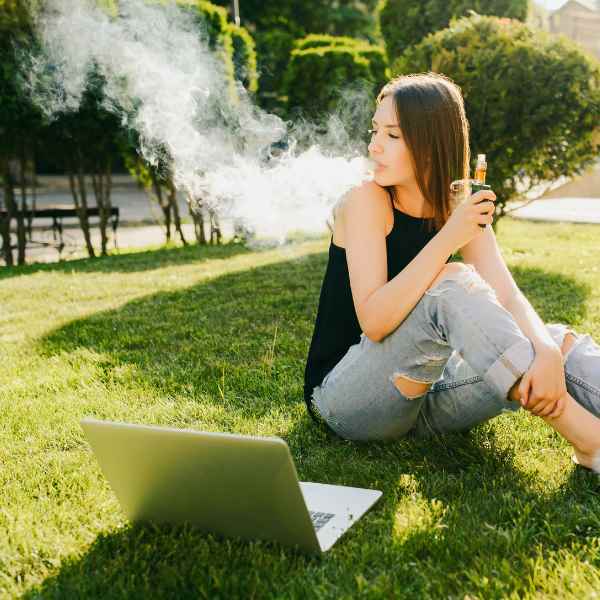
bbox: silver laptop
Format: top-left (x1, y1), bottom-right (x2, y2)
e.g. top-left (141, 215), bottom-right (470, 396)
top-left (80, 418), bottom-right (382, 554)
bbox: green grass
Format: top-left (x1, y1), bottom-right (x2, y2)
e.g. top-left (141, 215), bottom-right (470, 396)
top-left (1, 218), bottom-right (599, 599)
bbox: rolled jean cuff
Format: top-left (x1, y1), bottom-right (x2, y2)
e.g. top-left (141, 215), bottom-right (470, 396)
top-left (484, 338), bottom-right (535, 400)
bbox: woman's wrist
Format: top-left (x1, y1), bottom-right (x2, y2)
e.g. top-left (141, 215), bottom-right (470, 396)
top-left (436, 223), bottom-right (461, 256)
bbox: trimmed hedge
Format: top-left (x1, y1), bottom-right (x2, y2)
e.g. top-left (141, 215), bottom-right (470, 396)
top-left (379, 0), bottom-right (528, 60)
top-left (284, 45), bottom-right (373, 120)
top-left (291, 34), bottom-right (389, 100)
top-left (392, 14), bottom-right (600, 213)
top-left (254, 16), bottom-right (305, 113)
top-left (226, 23), bottom-right (258, 93)
top-left (176, 0), bottom-right (235, 97)
top-left (294, 34), bottom-right (368, 51)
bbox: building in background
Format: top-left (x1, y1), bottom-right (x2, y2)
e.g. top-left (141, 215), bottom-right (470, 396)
top-left (530, 0), bottom-right (600, 59)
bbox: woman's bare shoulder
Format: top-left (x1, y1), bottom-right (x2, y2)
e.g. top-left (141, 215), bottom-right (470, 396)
top-left (334, 180), bottom-right (389, 219)
top-left (331, 181), bottom-right (390, 247)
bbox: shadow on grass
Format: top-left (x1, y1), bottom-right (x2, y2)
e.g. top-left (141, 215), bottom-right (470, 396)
top-left (27, 258), bottom-right (598, 597)
top-left (0, 240), bottom-right (252, 279)
top-left (22, 427), bottom-right (600, 599)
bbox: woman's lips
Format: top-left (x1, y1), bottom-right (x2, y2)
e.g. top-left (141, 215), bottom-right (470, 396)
top-left (367, 158), bottom-right (387, 174)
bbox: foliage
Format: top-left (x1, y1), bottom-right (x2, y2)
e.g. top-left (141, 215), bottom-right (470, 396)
top-left (209, 0), bottom-right (380, 40)
top-left (294, 33), bottom-right (371, 51)
top-left (252, 17), bottom-right (305, 114)
top-left (0, 0), bottom-right (44, 264)
top-left (392, 14), bottom-right (600, 215)
top-left (379, 0), bottom-right (528, 60)
top-left (210, 0), bottom-right (381, 112)
top-left (284, 45), bottom-right (374, 121)
top-left (226, 22), bottom-right (258, 93)
top-left (176, 0), bottom-right (235, 98)
top-left (0, 0), bottom-right (40, 159)
top-left (294, 33), bottom-right (389, 88)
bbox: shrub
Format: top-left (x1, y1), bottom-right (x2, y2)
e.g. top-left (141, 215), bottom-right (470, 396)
top-left (392, 14), bottom-right (600, 216)
top-left (226, 23), bottom-right (258, 93)
top-left (379, 0), bottom-right (528, 60)
top-left (284, 45), bottom-right (374, 121)
top-left (176, 0), bottom-right (235, 97)
top-left (254, 17), bottom-right (305, 114)
top-left (294, 34), bottom-right (366, 51)
top-left (292, 34), bottom-right (389, 95)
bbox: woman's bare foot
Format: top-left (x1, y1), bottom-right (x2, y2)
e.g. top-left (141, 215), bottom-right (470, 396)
top-left (541, 394), bottom-right (600, 470)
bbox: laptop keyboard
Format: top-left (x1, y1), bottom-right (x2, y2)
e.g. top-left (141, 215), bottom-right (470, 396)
top-left (309, 511), bottom-right (335, 531)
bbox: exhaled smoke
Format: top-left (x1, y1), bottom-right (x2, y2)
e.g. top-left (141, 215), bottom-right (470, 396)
top-left (29, 0), bottom-right (374, 243)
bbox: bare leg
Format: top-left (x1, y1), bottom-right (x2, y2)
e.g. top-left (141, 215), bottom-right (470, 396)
top-left (508, 332), bottom-right (600, 469)
top-left (543, 395), bottom-right (600, 469)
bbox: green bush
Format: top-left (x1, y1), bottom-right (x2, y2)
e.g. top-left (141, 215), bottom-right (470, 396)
top-left (294, 34), bottom-right (367, 51)
top-left (392, 14), bottom-right (600, 216)
top-left (379, 0), bottom-right (528, 60)
top-left (284, 45), bottom-right (373, 121)
top-left (254, 17), bottom-right (305, 114)
top-left (226, 23), bottom-right (258, 93)
top-left (176, 0), bottom-right (235, 96)
top-left (292, 34), bottom-right (389, 94)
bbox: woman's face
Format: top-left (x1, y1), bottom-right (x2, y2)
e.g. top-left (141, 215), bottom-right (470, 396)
top-left (368, 95), bottom-right (416, 188)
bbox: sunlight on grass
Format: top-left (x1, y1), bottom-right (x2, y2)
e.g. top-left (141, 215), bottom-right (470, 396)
top-left (0, 221), bottom-right (598, 598)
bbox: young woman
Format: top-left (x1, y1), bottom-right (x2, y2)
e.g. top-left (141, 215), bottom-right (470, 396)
top-left (304, 73), bottom-right (600, 471)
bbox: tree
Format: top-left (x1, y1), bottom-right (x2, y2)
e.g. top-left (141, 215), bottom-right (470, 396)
top-left (125, 149), bottom-right (189, 246)
top-left (122, 0), bottom-right (252, 247)
top-left (0, 0), bottom-right (43, 266)
top-left (392, 14), bottom-right (600, 220)
top-left (379, 0), bottom-right (528, 60)
top-left (41, 64), bottom-right (125, 258)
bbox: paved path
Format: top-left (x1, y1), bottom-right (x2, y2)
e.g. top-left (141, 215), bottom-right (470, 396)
top-left (508, 197), bottom-right (600, 224)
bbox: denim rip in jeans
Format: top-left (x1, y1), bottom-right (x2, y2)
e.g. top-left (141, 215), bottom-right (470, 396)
top-left (310, 264), bottom-right (600, 441)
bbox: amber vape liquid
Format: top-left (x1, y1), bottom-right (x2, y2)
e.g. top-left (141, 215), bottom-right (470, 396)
top-left (471, 153), bottom-right (491, 229)
top-left (474, 153), bottom-right (487, 185)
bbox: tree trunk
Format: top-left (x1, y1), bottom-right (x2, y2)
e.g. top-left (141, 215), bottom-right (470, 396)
top-left (187, 193), bottom-right (206, 244)
top-left (0, 155), bottom-right (15, 267)
top-left (168, 179), bottom-right (187, 246)
top-left (69, 153), bottom-right (95, 258)
top-left (150, 170), bottom-right (171, 243)
top-left (92, 157), bottom-right (113, 256)
top-left (16, 147), bottom-right (28, 265)
top-left (209, 208), bottom-right (222, 245)
top-left (30, 152), bottom-right (37, 241)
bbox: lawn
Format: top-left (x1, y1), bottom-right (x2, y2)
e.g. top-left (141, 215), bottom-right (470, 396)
top-left (0, 218), bottom-right (599, 599)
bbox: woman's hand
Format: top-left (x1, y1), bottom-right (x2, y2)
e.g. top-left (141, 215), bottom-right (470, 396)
top-left (519, 345), bottom-right (567, 419)
top-left (442, 189), bottom-right (496, 252)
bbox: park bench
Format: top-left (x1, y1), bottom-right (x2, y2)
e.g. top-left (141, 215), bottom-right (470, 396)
top-left (0, 204), bottom-right (120, 257)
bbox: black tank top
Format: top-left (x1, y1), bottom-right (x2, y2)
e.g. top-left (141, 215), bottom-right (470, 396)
top-left (303, 193), bottom-right (441, 423)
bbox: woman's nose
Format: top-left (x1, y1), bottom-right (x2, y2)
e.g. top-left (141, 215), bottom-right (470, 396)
top-left (368, 140), bottom-right (382, 155)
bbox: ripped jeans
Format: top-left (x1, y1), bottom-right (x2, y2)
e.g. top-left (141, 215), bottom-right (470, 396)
top-left (310, 264), bottom-right (600, 441)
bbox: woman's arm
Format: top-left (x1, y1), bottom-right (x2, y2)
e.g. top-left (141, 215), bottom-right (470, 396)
top-left (343, 183), bottom-right (456, 342)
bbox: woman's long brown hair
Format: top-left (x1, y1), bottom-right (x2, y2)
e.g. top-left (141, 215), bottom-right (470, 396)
top-left (377, 72), bottom-right (470, 232)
